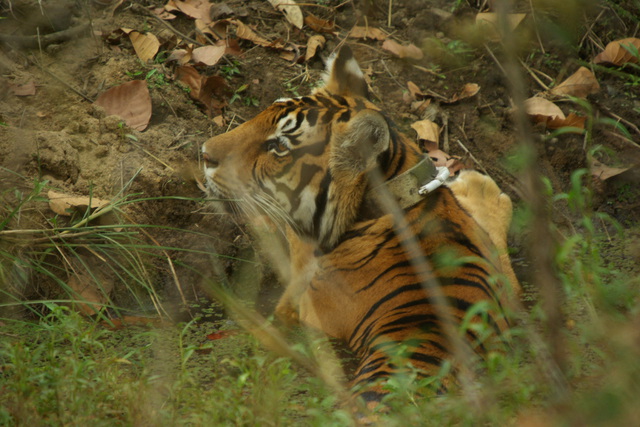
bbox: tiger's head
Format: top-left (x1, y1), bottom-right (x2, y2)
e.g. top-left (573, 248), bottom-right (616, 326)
top-left (202, 46), bottom-right (421, 251)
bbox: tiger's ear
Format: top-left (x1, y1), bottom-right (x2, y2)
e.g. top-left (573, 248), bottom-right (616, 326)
top-left (323, 45), bottom-right (369, 99)
top-left (332, 109), bottom-right (389, 173)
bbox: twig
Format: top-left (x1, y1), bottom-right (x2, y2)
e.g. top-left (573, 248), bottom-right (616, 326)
top-left (519, 59), bottom-right (551, 91)
top-left (388, 0), bottom-right (393, 27)
top-left (0, 24), bottom-right (91, 48)
top-left (595, 101), bottom-right (640, 138)
top-left (131, 4), bottom-right (203, 46)
top-left (455, 138), bottom-right (490, 176)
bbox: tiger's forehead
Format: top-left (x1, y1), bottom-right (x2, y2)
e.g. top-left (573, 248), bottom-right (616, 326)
top-left (267, 92), bottom-right (379, 127)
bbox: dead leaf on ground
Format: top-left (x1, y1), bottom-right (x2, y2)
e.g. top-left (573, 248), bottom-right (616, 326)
top-left (407, 81), bottom-right (424, 100)
top-left (382, 39), bottom-right (424, 60)
top-left (547, 113), bottom-right (586, 130)
top-left (176, 65), bottom-right (231, 115)
top-left (475, 13), bottom-right (526, 41)
top-left (349, 26), bottom-right (387, 40)
top-left (411, 119), bottom-right (440, 143)
top-left (152, 7), bottom-right (176, 20)
top-left (550, 67), bottom-right (600, 98)
top-left (524, 97), bottom-right (585, 130)
top-left (593, 38), bottom-right (640, 66)
top-left (590, 160), bottom-right (633, 181)
top-left (129, 31), bottom-right (160, 63)
top-left (427, 149), bottom-right (469, 175)
top-left (9, 81), bottom-right (36, 96)
top-left (444, 83), bottom-right (480, 103)
top-left (48, 190), bottom-right (109, 216)
top-left (192, 44), bottom-right (226, 66)
top-left (94, 80), bottom-right (152, 131)
top-left (305, 35), bottom-right (325, 61)
top-left (523, 96), bottom-right (565, 123)
top-left (269, 0), bottom-right (304, 29)
top-left (165, 0), bottom-right (212, 23)
top-left (304, 14), bottom-right (335, 33)
top-left (210, 2), bottom-right (234, 20)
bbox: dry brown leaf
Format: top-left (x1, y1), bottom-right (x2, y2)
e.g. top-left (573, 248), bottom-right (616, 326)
top-left (210, 2), bottom-right (234, 20)
top-left (152, 7), bottom-right (176, 20)
top-left (176, 66), bottom-right (231, 115)
top-left (523, 96), bottom-right (565, 123)
top-left (382, 39), bottom-right (424, 60)
top-left (446, 83), bottom-right (480, 103)
top-left (232, 19), bottom-right (274, 47)
top-left (593, 37), bottom-right (640, 66)
top-left (304, 14), bottom-right (335, 33)
top-left (550, 67), bottom-right (600, 98)
top-left (411, 119), bottom-right (440, 143)
top-left (48, 190), bottom-right (109, 216)
top-left (94, 80), bottom-right (152, 131)
top-left (349, 26), bottom-right (387, 40)
top-left (407, 81), bottom-right (424, 100)
top-left (192, 45), bottom-right (226, 66)
top-left (166, 0), bottom-right (212, 23)
top-left (129, 31), bottom-right (160, 63)
top-left (305, 35), bottom-right (325, 61)
top-left (411, 99), bottom-right (431, 115)
top-left (269, 0), bottom-right (304, 29)
top-left (9, 81), bottom-right (36, 96)
top-left (166, 48), bottom-right (191, 64)
top-left (475, 13), bottom-right (526, 41)
top-left (213, 115), bottom-right (225, 127)
top-left (590, 160), bottom-right (632, 181)
top-left (547, 113), bottom-right (586, 130)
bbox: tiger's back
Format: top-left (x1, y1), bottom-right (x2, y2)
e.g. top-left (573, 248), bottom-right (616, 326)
top-left (202, 46), bottom-right (519, 406)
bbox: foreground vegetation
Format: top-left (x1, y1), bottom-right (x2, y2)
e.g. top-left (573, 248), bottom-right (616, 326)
top-left (2, 0), bottom-right (640, 425)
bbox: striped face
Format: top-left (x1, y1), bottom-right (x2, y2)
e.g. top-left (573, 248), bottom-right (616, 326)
top-left (202, 91), bottom-right (398, 250)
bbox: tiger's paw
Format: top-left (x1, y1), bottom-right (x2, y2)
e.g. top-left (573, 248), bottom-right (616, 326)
top-left (274, 300), bottom-right (301, 327)
top-left (447, 170), bottom-right (513, 248)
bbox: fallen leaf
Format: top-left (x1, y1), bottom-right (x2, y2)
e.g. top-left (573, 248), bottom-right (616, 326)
top-left (166, 48), bottom-right (192, 64)
top-left (445, 83), bottom-right (480, 103)
top-left (593, 37), bottom-right (640, 66)
top-left (349, 26), bottom-right (387, 40)
top-left (192, 44), bottom-right (226, 66)
top-left (407, 81), bottom-right (424, 100)
top-left (166, 0), bottom-right (212, 23)
top-left (550, 67), bottom-right (600, 98)
top-left (48, 190), bottom-right (109, 216)
top-left (475, 13), bottom-right (526, 41)
top-left (152, 7), bottom-right (176, 20)
top-left (304, 14), bottom-right (335, 33)
top-left (590, 160), bottom-right (632, 181)
top-left (232, 19), bottom-right (275, 47)
top-left (382, 39), bottom-right (424, 60)
top-left (269, 0), bottom-right (304, 29)
top-left (523, 96), bottom-right (565, 123)
top-left (213, 115), bottom-right (225, 127)
top-left (176, 66), bottom-right (231, 115)
top-left (9, 81), bottom-right (36, 96)
top-left (305, 35), bottom-right (325, 61)
top-left (94, 80), bottom-right (152, 131)
top-left (411, 99), bottom-right (431, 115)
top-left (129, 31), bottom-right (160, 63)
top-left (210, 2), bottom-right (234, 20)
top-left (547, 113), bottom-right (586, 130)
top-left (411, 119), bottom-right (440, 143)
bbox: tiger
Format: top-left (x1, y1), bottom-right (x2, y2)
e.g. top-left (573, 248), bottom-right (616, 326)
top-left (202, 45), bottom-right (520, 408)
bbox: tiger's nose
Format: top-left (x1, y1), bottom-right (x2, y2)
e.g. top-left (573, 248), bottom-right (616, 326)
top-left (202, 151), bottom-right (219, 168)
